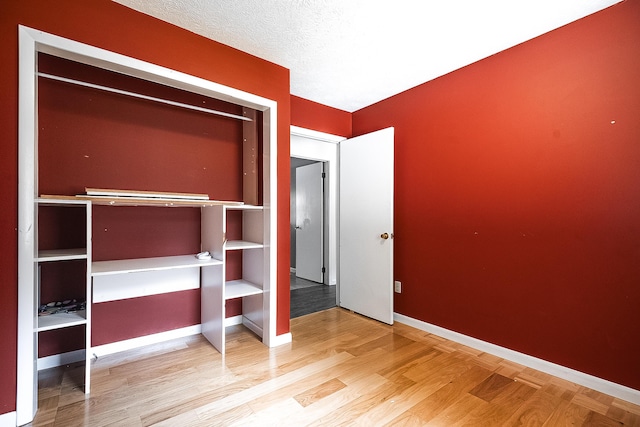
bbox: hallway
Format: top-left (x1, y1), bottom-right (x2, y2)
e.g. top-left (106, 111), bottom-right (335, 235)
top-left (290, 272), bottom-right (336, 318)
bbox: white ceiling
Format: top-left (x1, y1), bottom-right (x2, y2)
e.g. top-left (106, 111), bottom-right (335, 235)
top-left (114, 0), bottom-right (621, 113)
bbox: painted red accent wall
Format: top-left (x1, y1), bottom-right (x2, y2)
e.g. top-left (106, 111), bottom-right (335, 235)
top-left (92, 290), bottom-right (201, 346)
top-left (291, 95), bottom-right (352, 138)
top-left (1, 0), bottom-right (290, 414)
top-left (353, 1), bottom-right (640, 390)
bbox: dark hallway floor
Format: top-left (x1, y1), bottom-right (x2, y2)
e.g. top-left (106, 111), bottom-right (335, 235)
top-left (290, 272), bottom-right (336, 318)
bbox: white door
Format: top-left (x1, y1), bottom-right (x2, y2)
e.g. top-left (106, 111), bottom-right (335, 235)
top-left (296, 162), bottom-right (324, 283)
top-left (339, 127), bottom-right (394, 324)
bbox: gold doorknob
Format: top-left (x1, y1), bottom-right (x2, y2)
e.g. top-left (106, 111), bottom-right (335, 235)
top-left (380, 233), bottom-right (389, 240)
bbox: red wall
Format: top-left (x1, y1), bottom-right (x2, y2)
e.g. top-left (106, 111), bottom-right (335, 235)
top-left (1, 0), bottom-right (290, 414)
top-left (291, 95), bottom-right (352, 137)
top-left (353, 1), bottom-right (640, 390)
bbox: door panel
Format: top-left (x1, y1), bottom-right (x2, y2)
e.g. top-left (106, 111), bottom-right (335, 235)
top-left (339, 128), bottom-right (394, 324)
top-left (296, 162), bottom-right (324, 283)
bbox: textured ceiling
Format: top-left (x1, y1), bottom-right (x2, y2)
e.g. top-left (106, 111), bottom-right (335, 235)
top-left (114, 0), bottom-right (622, 112)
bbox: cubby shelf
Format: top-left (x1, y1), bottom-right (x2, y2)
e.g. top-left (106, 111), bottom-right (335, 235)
top-left (226, 240), bottom-right (263, 250)
top-left (32, 198), bottom-right (92, 395)
top-left (37, 248), bottom-right (87, 262)
top-left (225, 279), bottom-right (262, 300)
top-left (37, 310), bottom-right (87, 332)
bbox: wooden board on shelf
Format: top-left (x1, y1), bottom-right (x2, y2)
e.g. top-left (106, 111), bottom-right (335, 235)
top-left (40, 194), bottom-right (244, 207)
top-left (85, 188), bottom-right (210, 200)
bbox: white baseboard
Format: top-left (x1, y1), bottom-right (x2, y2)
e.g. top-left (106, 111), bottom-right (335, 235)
top-left (225, 315), bottom-right (243, 327)
top-left (394, 313), bottom-right (640, 405)
top-left (270, 332), bottom-right (293, 347)
top-left (35, 317), bottom-right (268, 370)
top-left (38, 349), bottom-right (85, 371)
top-left (0, 411), bottom-right (16, 427)
top-left (92, 325), bottom-right (202, 358)
top-left (242, 317), bottom-right (264, 338)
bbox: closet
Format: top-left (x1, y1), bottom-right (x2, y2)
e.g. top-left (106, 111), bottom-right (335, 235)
top-left (17, 26), bottom-right (278, 424)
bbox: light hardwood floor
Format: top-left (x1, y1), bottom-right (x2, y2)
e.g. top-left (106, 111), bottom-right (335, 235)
top-left (30, 308), bottom-right (639, 426)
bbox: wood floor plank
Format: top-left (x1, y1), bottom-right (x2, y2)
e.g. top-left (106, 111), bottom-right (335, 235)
top-left (230, 398), bottom-right (304, 426)
top-left (293, 378), bottom-right (347, 407)
top-left (612, 398), bottom-right (640, 416)
top-left (541, 398), bottom-right (591, 426)
top-left (193, 351), bottom-right (353, 420)
top-left (457, 379), bottom-right (538, 425)
top-left (503, 388), bottom-right (562, 426)
top-left (30, 308), bottom-right (640, 427)
top-left (286, 373), bottom-right (389, 426)
top-left (607, 404), bottom-right (640, 427)
top-left (307, 374), bottom-right (405, 426)
top-left (469, 373), bottom-right (515, 402)
top-left (571, 390), bottom-right (612, 415)
top-left (406, 364), bottom-right (493, 423)
top-left (424, 393), bottom-right (487, 426)
top-left (355, 364), bottom-right (491, 426)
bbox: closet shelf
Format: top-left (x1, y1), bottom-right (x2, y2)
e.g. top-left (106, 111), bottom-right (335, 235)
top-left (226, 240), bottom-right (263, 250)
top-left (37, 197), bottom-right (90, 207)
top-left (38, 310), bottom-right (87, 332)
top-left (92, 255), bottom-right (222, 276)
top-left (225, 280), bottom-right (263, 300)
top-left (37, 248), bottom-right (87, 262)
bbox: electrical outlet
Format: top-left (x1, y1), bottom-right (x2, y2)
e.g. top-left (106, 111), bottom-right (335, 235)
top-left (394, 281), bottom-right (402, 293)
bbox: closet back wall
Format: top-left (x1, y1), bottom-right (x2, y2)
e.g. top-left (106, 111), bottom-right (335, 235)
top-left (38, 53), bottom-right (244, 349)
top-left (38, 54), bottom-right (244, 198)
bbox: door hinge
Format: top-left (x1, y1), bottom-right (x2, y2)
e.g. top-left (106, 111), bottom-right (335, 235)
top-left (322, 267), bottom-right (326, 273)
top-left (322, 172), bottom-right (326, 178)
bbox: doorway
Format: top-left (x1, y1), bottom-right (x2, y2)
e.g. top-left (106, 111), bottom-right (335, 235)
top-left (290, 157), bottom-right (335, 317)
top-left (290, 126), bottom-right (344, 318)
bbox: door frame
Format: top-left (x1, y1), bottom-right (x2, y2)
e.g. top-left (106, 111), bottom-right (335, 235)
top-left (290, 126), bottom-right (346, 289)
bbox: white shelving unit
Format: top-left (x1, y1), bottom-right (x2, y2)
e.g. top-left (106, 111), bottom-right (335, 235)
top-left (35, 198), bottom-right (92, 392)
top-left (200, 204), bottom-right (267, 353)
top-left (18, 26), bottom-right (278, 425)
